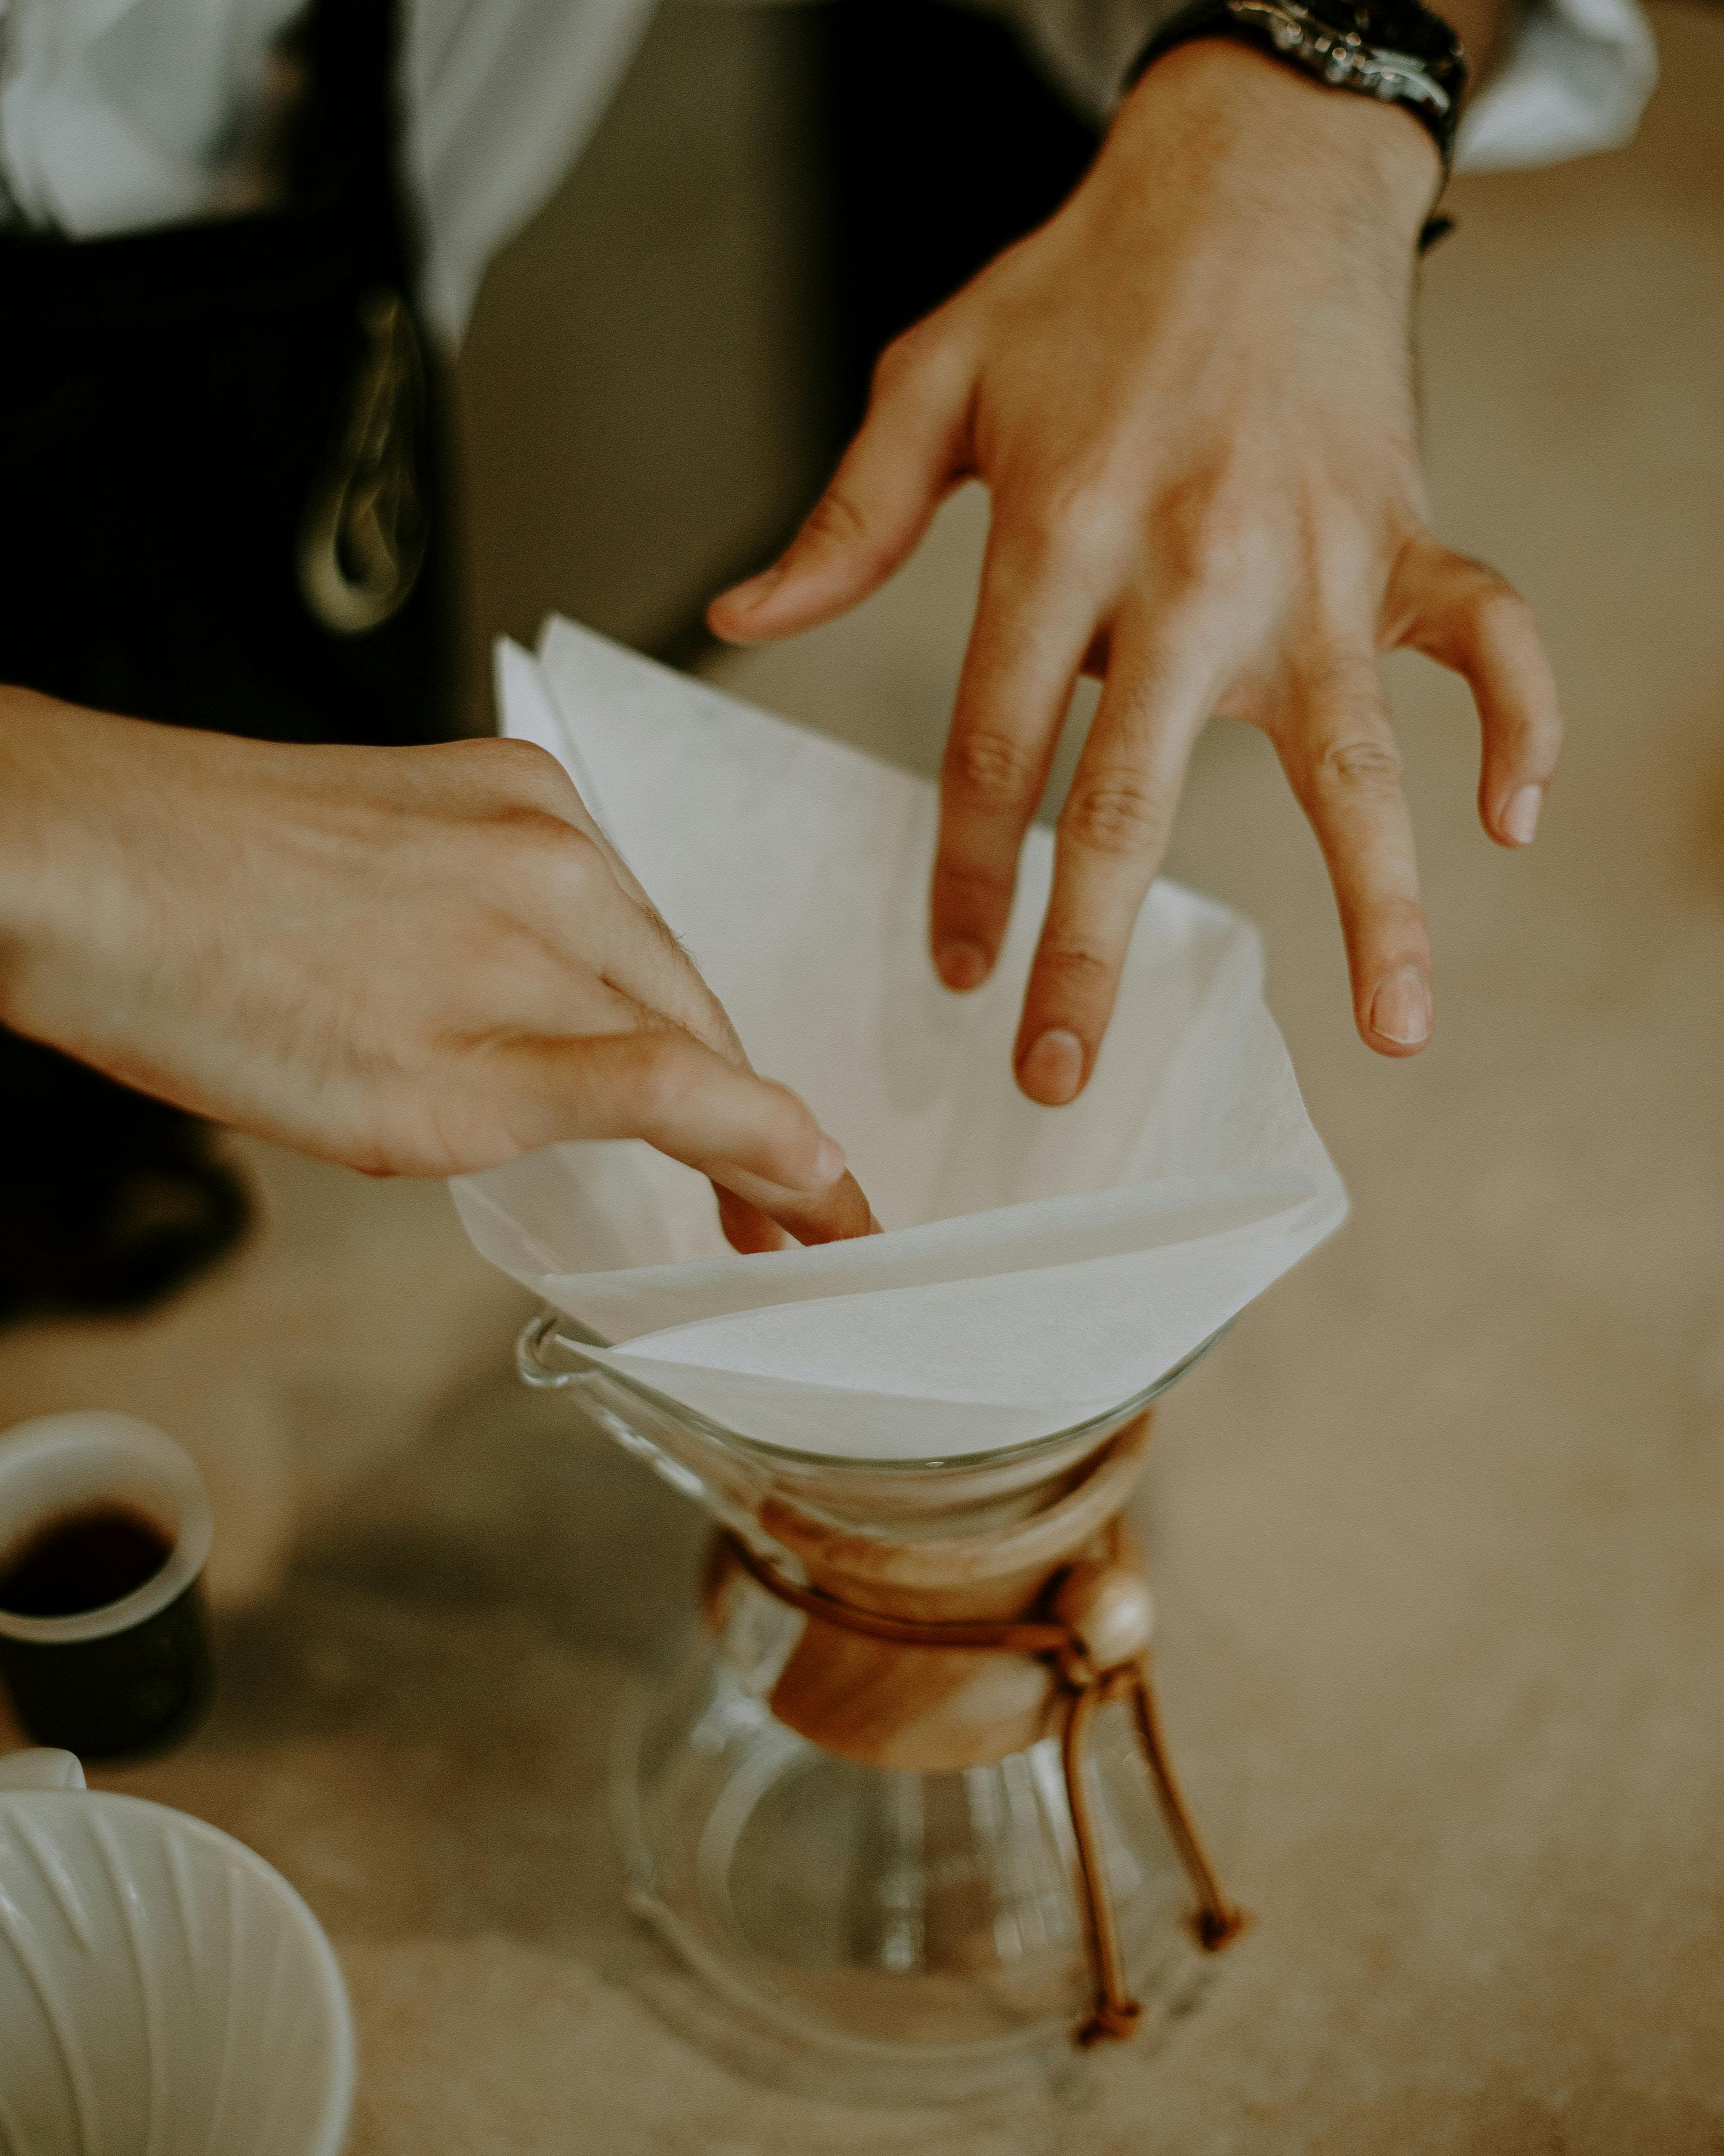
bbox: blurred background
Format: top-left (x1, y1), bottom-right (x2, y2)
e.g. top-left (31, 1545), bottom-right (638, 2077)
top-left (2, 3), bottom-right (1722, 2150)
top-left (454, 0), bottom-right (1102, 678)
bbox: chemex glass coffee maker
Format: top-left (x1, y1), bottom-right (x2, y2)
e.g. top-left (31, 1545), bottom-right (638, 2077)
top-left (516, 1308), bottom-right (1245, 2105)
top-left (469, 619), bottom-right (1349, 2105)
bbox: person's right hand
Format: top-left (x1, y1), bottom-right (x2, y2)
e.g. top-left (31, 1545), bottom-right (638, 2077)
top-left (711, 43), bottom-right (1563, 1096)
top-left (0, 689), bottom-right (873, 1251)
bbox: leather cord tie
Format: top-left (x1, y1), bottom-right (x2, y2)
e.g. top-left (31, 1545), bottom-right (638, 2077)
top-left (721, 1529), bottom-right (1248, 2049)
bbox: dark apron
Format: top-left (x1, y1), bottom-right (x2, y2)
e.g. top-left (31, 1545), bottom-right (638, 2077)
top-left (0, 0), bottom-right (457, 1322)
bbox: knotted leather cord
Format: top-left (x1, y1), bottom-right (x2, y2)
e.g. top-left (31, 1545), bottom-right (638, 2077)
top-left (720, 1530), bottom-right (1247, 2047)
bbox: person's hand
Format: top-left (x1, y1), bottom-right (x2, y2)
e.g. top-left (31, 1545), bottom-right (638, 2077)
top-left (710, 41), bottom-right (1562, 1098)
top-left (0, 689), bottom-right (873, 1250)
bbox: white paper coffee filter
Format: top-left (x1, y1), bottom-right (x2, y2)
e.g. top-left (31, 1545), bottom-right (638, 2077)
top-left (451, 620), bottom-right (1348, 1459)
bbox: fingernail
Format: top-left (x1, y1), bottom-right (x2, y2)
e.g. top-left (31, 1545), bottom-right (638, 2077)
top-left (811, 1135), bottom-right (846, 1187)
top-left (1020, 1029), bottom-right (1086, 1105)
top-left (1368, 964), bottom-right (1431, 1047)
top-left (936, 939), bottom-right (990, 991)
top-left (1502, 784), bottom-right (1542, 846)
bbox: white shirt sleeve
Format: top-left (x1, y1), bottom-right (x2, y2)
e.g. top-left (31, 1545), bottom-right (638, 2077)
top-left (1455, 0), bottom-right (1657, 169)
top-left (0, 0), bottom-right (309, 235)
top-left (402, 0), bottom-right (658, 351)
top-left (0, 0), bottom-right (657, 348)
top-left (965, 0), bottom-right (1658, 168)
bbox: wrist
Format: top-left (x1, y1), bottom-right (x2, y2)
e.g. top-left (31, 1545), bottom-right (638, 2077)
top-left (1106, 39), bottom-right (1442, 267)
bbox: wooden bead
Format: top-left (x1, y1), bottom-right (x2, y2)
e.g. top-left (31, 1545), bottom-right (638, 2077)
top-left (1050, 1562), bottom-right (1155, 1669)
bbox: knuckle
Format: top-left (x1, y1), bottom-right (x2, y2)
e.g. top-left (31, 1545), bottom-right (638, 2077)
top-left (870, 319), bottom-right (946, 400)
top-left (489, 735), bottom-right (557, 778)
top-left (636, 1036), bottom-right (699, 1126)
top-left (1059, 771), bottom-right (1165, 856)
top-left (1026, 944), bottom-right (1121, 1017)
top-left (444, 735), bottom-right (578, 814)
top-left (799, 486), bottom-right (871, 556)
top-left (1436, 551), bottom-right (1538, 636)
top-left (935, 856), bottom-right (1014, 906)
top-left (1313, 732), bottom-right (1403, 798)
top-left (759, 1079), bottom-right (815, 1158)
top-left (1018, 472), bottom-right (1117, 562)
top-left (497, 811), bottom-right (604, 898)
top-left (1158, 474), bottom-right (1252, 590)
top-left (486, 736), bottom-right (578, 806)
top-left (1373, 893), bottom-right (1429, 947)
top-left (945, 728), bottom-right (1038, 807)
top-left (1471, 578), bottom-right (1537, 642)
top-left (871, 328), bottom-right (923, 393)
top-left (492, 801), bottom-right (578, 849)
top-left (1035, 942), bottom-right (1114, 993)
top-left (1506, 694), bottom-right (1564, 763)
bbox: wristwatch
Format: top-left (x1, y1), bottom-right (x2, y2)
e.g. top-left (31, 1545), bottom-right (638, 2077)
top-left (1126, 0), bottom-right (1467, 232)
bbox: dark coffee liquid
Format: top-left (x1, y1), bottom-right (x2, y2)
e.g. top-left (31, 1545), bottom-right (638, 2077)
top-left (0, 1504), bottom-right (172, 1617)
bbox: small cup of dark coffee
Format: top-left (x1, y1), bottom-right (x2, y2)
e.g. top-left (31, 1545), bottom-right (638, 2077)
top-left (0, 1412), bottom-right (214, 1761)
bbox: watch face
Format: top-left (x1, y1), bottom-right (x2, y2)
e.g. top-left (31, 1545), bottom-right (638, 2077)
top-left (1299, 0), bottom-right (1463, 66)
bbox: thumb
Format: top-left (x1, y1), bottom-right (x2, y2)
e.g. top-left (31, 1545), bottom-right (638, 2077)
top-left (707, 329), bottom-right (970, 644)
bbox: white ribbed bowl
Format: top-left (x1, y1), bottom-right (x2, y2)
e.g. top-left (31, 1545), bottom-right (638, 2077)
top-left (0, 1788), bottom-right (353, 2156)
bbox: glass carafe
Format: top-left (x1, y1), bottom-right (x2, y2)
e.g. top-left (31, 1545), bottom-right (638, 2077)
top-left (517, 1311), bottom-right (1238, 2105)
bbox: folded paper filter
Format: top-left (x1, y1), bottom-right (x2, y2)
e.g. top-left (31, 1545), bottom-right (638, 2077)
top-left (453, 620), bottom-right (1348, 1462)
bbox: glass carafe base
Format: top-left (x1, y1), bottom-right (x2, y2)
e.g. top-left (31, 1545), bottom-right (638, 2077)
top-left (612, 1635), bottom-right (1220, 2108)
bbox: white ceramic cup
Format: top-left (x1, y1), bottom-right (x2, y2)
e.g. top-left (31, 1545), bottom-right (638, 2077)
top-left (0, 1412), bottom-right (214, 1758)
top-left (0, 1750), bottom-right (355, 2155)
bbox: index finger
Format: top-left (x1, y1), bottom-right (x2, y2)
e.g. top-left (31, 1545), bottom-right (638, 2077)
top-left (713, 1161), bottom-right (880, 1246)
top-left (602, 985), bottom-right (879, 1245)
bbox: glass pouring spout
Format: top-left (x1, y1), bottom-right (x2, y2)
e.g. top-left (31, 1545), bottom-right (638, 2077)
top-left (514, 1305), bottom-right (1230, 1547)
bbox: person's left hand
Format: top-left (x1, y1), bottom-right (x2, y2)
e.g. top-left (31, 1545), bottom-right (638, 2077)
top-left (710, 42), bottom-right (1562, 1101)
top-left (0, 693), bottom-right (876, 1254)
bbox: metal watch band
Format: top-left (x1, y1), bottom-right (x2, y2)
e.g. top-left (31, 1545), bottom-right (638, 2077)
top-left (1125, 0), bottom-right (1468, 181)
